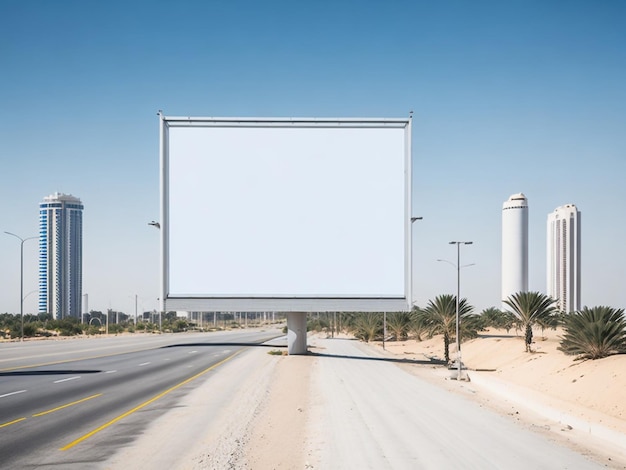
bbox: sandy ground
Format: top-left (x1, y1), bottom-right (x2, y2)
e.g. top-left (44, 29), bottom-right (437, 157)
top-left (377, 327), bottom-right (626, 433)
top-left (242, 328), bottom-right (626, 469)
top-left (367, 327), bottom-right (626, 466)
top-left (103, 327), bottom-right (626, 469)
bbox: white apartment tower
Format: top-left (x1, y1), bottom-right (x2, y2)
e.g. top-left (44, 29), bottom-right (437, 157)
top-left (547, 204), bottom-right (581, 313)
top-left (39, 192), bottom-right (84, 320)
top-left (502, 193), bottom-right (528, 306)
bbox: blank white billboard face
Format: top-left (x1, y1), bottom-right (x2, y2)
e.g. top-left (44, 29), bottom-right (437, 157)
top-left (161, 117), bottom-right (411, 312)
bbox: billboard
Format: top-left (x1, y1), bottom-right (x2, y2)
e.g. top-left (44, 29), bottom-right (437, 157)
top-left (159, 116), bottom-right (412, 312)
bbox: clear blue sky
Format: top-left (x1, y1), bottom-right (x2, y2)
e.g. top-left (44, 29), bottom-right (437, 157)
top-left (1, 0), bottom-right (625, 315)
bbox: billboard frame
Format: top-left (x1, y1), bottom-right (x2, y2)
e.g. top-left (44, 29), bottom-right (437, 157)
top-left (159, 114), bottom-right (412, 313)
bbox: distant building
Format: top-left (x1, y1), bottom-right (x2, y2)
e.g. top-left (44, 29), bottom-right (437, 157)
top-left (502, 193), bottom-right (528, 307)
top-left (39, 192), bottom-right (84, 319)
top-left (547, 204), bottom-right (581, 313)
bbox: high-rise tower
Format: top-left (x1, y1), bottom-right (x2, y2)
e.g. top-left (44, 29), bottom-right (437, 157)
top-left (502, 193), bottom-right (528, 306)
top-left (39, 192), bottom-right (84, 319)
top-left (547, 204), bottom-right (581, 313)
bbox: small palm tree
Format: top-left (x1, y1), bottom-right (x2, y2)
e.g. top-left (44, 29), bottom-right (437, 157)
top-left (559, 306), bottom-right (626, 359)
top-left (503, 291), bottom-right (557, 352)
top-left (352, 312), bottom-right (382, 343)
top-left (409, 306), bottom-right (428, 341)
top-left (424, 294), bottom-right (474, 363)
top-left (386, 312), bottom-right (411, 341)
top-left (479, 307), bottom-right (516, 332)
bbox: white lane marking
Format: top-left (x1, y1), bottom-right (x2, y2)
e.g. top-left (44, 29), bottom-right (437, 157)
top-left (189, 351), bottom-right (198, 354)
top-left (212, 350), bottom-right (232, 356)
top-left (138, 362), bottom-right (151, 366)
top-left (54, 376), bottom-right (81, 384)
top-left (0, 390), bottom-right (27, 398)
top-left (105, 370), bottom-right (117, 374)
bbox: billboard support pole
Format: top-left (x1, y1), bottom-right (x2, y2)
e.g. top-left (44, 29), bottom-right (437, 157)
top-left (287, 312), bottom-right (307, 354)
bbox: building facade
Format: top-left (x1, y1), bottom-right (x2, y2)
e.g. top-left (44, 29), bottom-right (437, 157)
top-left (39, 193), bottom-right (84, 319)
top-left (502, 193), bottom-right (528, 307)
top-left (547, 204), bottom-right (581, 313)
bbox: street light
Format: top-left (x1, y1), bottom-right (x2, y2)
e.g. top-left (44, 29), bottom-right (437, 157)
top-left (436, 259), bottom-right (475, 270)
top-left (4, 232), bottom-right (38, 342)
top-left (148, 221), bottom-right (162, 332)
top-left (448, 241), bottom-right (473, 380)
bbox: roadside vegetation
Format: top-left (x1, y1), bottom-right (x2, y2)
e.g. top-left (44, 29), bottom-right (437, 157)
top-left (5, 297), bottom-right (626, 363)
top-left (503, 291), bottom-right (558, 352)
top-left (558, 306), bottom-right (626, 359)
top-left (421, 294), bottom-right (476, 363)
top-left (0, 310), bottom-right (285, 340)
top-left (331, 291), bottom-right (626, 363)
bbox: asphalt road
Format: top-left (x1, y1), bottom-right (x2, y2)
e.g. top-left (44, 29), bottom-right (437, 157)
top-left (0, 329), bottom-right (282, 469)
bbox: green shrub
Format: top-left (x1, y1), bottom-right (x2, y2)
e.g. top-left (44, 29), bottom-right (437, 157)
top-left (22, 323), bottom-right (37, 337)
top-left (386, 312), bottom-right (411, 341)
top-left (559, 306), bottom-right (626, 359)
top-left (307, 317), bottom-right (330, 332)
top-left (352, 312), bottom-right (382, 343)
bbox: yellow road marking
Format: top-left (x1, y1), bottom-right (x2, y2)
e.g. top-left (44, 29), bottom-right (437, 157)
top-left (0, 394), bottom-right (103, 428)
top-left (32, 394), bottom-right (102, 417)
top-left (0, 417), bottom-right (26, 428)
top-left (60, 349), bottom-right (242, 451)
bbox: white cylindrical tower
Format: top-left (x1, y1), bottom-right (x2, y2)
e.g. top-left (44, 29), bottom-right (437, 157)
top-left (502, 193), bottom-right (528, 306)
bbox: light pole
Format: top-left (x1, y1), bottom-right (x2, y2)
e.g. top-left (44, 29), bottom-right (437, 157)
top-left (382, 311), bottom-right (386, 350)
top-left (148, 221), bottom-right (162, 332)
top-left (4, 232), bottom-right (38, 342)
top-left (448, 241), bottom-right (473, 380)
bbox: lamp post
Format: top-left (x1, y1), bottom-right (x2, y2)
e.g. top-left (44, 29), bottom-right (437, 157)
top-left (148, 221), bottom-right (163, 332)
top-left (448, 241), bottom-right (472, 380)
top-left (4, 232), bottom-right (38, 342)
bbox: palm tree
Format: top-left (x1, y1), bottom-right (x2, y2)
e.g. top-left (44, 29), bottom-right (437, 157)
top-left (558, 306), bottom-right (626, 359)
top-left (479, 307), bottom-right (516, 332)
top-left (503, 291), bottom-right (557, 352)
top-left (352, 312), bottom-right (382, 343)
top-left (424, 294), bottom-right (474, 363)
top-left (386, 312), bottom-right (411, 341)
top-left (409, 306), bottom-right (428, 341)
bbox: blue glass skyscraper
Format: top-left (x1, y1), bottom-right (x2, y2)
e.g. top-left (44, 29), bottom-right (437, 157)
top-left (39, 193), bottom-right (83, 320)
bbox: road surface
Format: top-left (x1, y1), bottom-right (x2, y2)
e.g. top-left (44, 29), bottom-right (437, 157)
top-left (305, 337), bottom-right (610, 469)
top-left (0, 329), bottom-right (280, 469)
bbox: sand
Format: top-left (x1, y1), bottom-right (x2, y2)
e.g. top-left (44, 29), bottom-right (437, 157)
top-left (243, 327), bottom-right (626, 469)
top-left (376, 326), bottom-right (626, 432)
